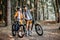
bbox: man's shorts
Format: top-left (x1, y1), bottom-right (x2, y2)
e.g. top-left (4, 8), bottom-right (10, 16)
top-left (26, 20), bottom-right (32, 24)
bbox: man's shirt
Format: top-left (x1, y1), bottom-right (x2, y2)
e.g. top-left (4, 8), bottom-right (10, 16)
top-left (23, 10), bottom-right (32, 20)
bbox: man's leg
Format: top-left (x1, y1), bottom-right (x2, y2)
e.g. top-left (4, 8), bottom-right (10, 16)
top-left (28, 20), bottom-right (32, 36)
top-left (29, 20), bottom-right (32, 31)
top-left (26, 20), bottom-right (29, 36)
top-left (26, 20), bottom-right (29, 30)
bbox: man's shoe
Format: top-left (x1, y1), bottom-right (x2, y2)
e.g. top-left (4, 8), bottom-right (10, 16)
top-left (28, 30), bottom-right (32, 36)
top-left (25, 31), bottom-right (29, 37)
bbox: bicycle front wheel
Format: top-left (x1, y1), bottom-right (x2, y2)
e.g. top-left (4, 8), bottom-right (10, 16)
top-left (35, 24), bottom-right (43, 36)
top-left (18, 25), bottom-right (25, 38)
top-left (12, 24), bottom-right (16, 36)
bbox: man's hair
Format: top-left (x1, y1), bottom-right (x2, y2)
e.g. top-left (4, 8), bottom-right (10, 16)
top-left (23, 5), bottom-right (28, 8)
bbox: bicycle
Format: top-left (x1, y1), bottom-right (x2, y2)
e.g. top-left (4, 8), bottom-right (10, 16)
top-left (29, 20), bottom-right (43, 36)
top-left (12, 19), bottom-right (43, 38)
top-left (12, 20), bottom-right (25, 38)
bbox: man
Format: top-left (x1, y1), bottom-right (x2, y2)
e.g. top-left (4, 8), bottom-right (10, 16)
top-left (23, 6), bottom-right (33, 36)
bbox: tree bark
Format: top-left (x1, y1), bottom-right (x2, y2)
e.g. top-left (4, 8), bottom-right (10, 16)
top-left (7, 0), bottom-right (11, 26)
top-left (55, 0), bottom-right (60, 23)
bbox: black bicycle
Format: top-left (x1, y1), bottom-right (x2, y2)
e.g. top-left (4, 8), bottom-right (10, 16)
top-left (12, 21), bottom-right (25, 38)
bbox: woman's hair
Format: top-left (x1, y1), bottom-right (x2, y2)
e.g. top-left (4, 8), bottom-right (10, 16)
top-left (17, 8), bottom-right (20, 11)
top-left (17, 6), bottom-right (22, 11)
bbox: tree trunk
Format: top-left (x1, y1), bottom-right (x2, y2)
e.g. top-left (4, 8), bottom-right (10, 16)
top-left (7, 0), bottom-right (11, 26)
top-left (41, 0), bottom-right (45, 20)
top-left (55, 0), bottom-right (60, 23)
top-left (34, 0), bottom-right (37, 20)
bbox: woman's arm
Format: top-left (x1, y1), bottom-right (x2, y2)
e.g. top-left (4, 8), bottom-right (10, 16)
top-left (14, 12), bottom-right (18, 19)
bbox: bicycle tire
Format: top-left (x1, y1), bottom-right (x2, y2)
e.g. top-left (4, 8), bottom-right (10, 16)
top-left (18, 25), bottom-right (25, 38)
top-left (12, 24), bottom-right (16, 36)
top-left (35, 24), bottom-right (43, 36)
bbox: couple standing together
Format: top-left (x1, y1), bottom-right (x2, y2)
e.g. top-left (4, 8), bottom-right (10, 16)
top-left (14, 6), bottom-right (33, 36)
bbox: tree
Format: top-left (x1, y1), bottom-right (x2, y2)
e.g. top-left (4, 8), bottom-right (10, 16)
top-left (55, 0), bottom-right (60, 23)
top-left (7, 0), bottom-right (11, 25)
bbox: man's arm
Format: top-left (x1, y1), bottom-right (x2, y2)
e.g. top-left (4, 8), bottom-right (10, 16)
top-left (30, 8), bottom-right (36, 12)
